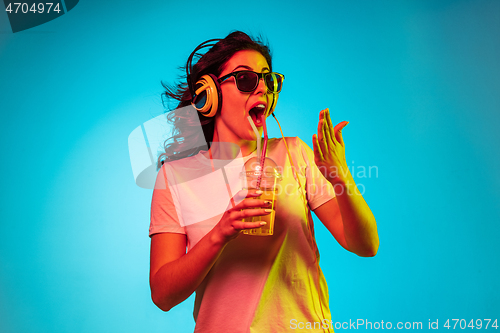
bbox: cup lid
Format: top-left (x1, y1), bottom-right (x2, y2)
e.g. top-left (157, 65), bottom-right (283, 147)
top-left (242, 169), bottom-right (282, 180)
top-left (241, 156), bottom-right (282, 180)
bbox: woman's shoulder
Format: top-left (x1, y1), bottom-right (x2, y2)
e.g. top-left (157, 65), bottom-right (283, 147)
top-left (267, 137), bottom-right (309, 159)
top-left (156, 153), bottom-right (206, 185)
top-left (268, 136), bottom-right (314, 166)
top-left (269, 136), bottom-right (299, 144)
top-left (161, 151), bottom-right (205, 169)
top-left (269, 136), bottom-right (307, 150)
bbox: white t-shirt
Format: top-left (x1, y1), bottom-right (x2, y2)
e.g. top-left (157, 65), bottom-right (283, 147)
top-left (150, 137), bottom-right (337, 332)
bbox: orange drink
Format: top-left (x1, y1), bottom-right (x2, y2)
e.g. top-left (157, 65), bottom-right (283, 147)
top-left (241, 165), bottom-right (281, 236)
top-left (242, 187), bottom-right (277, 235)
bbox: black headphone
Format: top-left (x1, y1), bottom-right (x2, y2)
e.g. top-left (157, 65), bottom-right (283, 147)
top-left (186, 39), bottom-right (223, 118)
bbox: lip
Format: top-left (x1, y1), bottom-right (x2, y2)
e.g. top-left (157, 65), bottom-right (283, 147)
top-left (248, 101), bottom-right (268, 127)
top-left (248, 101), bottom-right (268, 113)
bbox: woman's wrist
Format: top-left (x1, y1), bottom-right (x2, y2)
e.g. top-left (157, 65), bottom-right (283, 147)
top-left (325, 166), bottom-right (353, 186)
top-left (209, 226), bottom-right (231, 249)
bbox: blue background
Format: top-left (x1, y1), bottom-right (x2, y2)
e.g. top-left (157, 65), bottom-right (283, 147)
top-left (1, 0), bottom-right (499, 332)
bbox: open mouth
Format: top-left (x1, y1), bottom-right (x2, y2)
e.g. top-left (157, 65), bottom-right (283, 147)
top-left (249, 104), bottom-right (266, 127)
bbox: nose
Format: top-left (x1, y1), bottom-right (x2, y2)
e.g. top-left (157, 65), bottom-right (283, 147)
top-left (254, 76), bottom-right (268, 95)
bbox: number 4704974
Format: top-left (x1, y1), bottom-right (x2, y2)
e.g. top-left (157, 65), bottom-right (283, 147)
top-left (5, 3), bottom-right (61, 14)
top-left (444, 319), bottom-right (498, 330)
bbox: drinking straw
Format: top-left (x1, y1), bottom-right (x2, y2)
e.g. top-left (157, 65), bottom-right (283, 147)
top-left (256, 116), bottom-right (268, 189)
top-left (247, 116), bottom-right (261, 159)
top-left (246, 115), bottom-right (268, 189)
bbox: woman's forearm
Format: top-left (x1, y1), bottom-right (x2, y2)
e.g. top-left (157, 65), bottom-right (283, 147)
top-left (150, 189), bottom-right (273, 311)
top-left (150, 230), bottom-right (228, 311)
top-left (330, 172), bottom-right (379, 257)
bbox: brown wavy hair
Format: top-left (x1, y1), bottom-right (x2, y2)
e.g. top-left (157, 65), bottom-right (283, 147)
top-left (157, 31), bottom-right (272, 167)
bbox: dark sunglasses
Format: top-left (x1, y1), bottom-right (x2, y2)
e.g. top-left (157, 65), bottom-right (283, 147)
top-left (218, 70), bottom-right (285, 94)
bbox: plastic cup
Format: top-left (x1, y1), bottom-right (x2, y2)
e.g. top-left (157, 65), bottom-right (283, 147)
top-left (241, 161), bottom-right (281, 236)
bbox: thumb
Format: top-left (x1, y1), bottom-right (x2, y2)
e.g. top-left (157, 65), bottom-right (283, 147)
top-left (334, 121), bottom-right (349, 146)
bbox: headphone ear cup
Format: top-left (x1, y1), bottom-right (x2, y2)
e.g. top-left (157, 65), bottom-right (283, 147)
top-left (192, 74), bottom-right (222, 117)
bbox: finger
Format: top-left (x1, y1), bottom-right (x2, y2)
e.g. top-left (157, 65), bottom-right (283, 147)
top-left (317, 109), bottom-right (325, 143)
top-left (326, 108), bottom-right (335, 134)
top-left (245, 189), bottom-right (264, 198)
top-left (320, 118), bottom-right (329, 153)
top-left (312, 134), bottom-right (324, 161)
top-left (235, 198), bottom-right (272, 210)
top-left (333, 121), bottom-right (349, 147)
top-left (323, 108), bottom-right (335, 146)
top-left (237, 208), bottom-right (273, 222)
top-left (233, 188), bottom-right (262, 202)
top-left (233, 221), bottom-right (267, 230)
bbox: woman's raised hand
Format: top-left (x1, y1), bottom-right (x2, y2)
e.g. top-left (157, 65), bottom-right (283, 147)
top-left (312, 108), bottom-right (349, 184)
top-left (212, 189), bottom-right (272, 244)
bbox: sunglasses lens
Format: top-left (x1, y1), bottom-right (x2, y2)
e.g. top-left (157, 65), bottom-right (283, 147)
top-left (265, 73), bottom-right (283, 93)
top-left (235, 72), bottom-right (258, 92)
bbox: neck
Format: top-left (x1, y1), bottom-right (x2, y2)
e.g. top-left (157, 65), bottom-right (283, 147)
top-left (210, 119), bottom-right (261, 158)
top-left (209, 128), bottom-right (258, 159)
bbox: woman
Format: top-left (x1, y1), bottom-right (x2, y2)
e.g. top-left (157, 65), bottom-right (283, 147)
top-left (149, 31), bottom-right (379, 332)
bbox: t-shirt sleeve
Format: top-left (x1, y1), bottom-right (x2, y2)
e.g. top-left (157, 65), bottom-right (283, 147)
top-left (149, 164), bottom-right (186, 237)
top-left (295, 137), bottom-right (336, 210)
